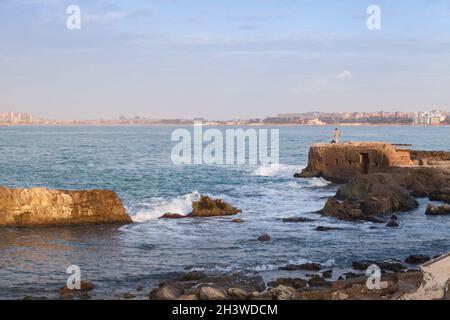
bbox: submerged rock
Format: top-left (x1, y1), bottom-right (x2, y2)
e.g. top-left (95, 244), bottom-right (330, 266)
top-left (426, 203), bottom-right (450, 216)
top-left (257, 233), bottom-right (271, 241)
top-left (405, 255), bottom-right (431, 264)
top-left (352, 260), bottom-right (406, 273)
top-left (280, 263), bottom-right (321, 271)
top-left (315, 226), bottom-right (342, 232)
top-left (231, 218), bottom-right (244, 223)
top-left (0, 186), bottom-right (132, 227)
top-left (281, 216), bottom-right (315, 223)
top-left (159, 213), bottom-right (187, 219)
top-left (59, 281), bottom-right (95, 300)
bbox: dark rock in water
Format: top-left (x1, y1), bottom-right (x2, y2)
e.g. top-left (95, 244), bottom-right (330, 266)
top-left (391, 214), bottom-right (398, 220)
top-left (136, 286), bottom-right (144, 292)
top-left (119, 292), bottom-right (136, 299)
top-left (405, 255), bottom-right (431, 264)
top-left (430, 189), bottom-right (450, 203)
top-left (308, 274), bottom-right (331, 288)
top-left (343, 272), bottom-right (362, 280)
top-left (426, 203), bottom-right (450, 216)
top-left (386, 219), bottom-right (399, 228)
top-left (315, 226), bottom-right (342, 232)
top-left (279, 263), bottom-right (321, 271)
top-left (188, 195), bottom-right (241, 217)
top-left (268, 278), bottom-right (307, 290)
top-left (59, 281), bottom-right (95, 300)
top-left (281, 216), bottom-right (315, 223)
top-left (257, 233), bottom-right (271, 241)
top-left (160, 213), bottom-right (187, 219)
top-left (352, 260), bottom-right (406, 273)
top-left (320, 173), bottom-right (419, 222)
top-left (231, 218), bottom-right (244, 223)
top-left (322, 270), bottom-right (333, 279)
top-left (176, 271), bottom-right (208, 282)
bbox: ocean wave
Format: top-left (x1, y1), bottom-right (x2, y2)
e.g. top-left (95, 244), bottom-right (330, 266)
top-left (306, 177), bottom-right (331, 188)
top-left (132, 191), bottom-right (200, 222)
top-left (251, 164), bottom-right (301, 177)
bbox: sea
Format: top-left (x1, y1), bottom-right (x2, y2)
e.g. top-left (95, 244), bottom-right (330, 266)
top-left (0, 125), bottom-right (449, 299)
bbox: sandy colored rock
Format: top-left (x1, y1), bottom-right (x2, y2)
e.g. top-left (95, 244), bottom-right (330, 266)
top-left (199, 287), bottom-right (227, 300)
top-left (0, 186), bottom-right (132, 227)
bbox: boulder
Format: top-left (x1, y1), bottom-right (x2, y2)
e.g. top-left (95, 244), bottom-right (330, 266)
top-left (199, 287), bottom-right (227, 300)
top-left (308, 274), bottom-right (331, 288)
top-left (315, 226), bottom-right (342, 232)
top-left (405, 255), bottom-right (431, 264)
top-left (0, 186), bottom-right (132, 227)
top-left (188, 195), bottom-right (241, 217)
top-left (257, 233), bottom-right (271, 241)
top-left (426, 203), bottom-right (450, 216)
top-left (149, 285), bottom-right (182, 300)
top-left (59, 281), bottom-right (95, 300)
top-left (281, 216), bottom-right (315, 223)
top-left (268, 285), bottom-right (298, 300)
top-left (352, 260), bottom-right (406, 273)
top-left (226, 288), bottom-right (249, 300)
top-left (267, 278), bottom-right (307, 290)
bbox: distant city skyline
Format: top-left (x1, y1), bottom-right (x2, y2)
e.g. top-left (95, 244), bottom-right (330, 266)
top-left (1, 0), bottom-right (450, 119)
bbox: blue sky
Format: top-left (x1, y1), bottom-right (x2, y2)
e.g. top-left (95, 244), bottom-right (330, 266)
top-left (1, 0), bottom-right (449, 119)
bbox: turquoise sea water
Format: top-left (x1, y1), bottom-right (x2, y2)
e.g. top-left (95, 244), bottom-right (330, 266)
top-left (0, 125), bottom-right (449, 299)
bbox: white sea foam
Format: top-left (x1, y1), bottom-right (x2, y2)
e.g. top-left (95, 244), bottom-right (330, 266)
top-left (306, 177), bottom-right (331, 188)
top-left (132, 191), bottom-right (200, 222)
top-left (251, 164), bottom-right (300, 177)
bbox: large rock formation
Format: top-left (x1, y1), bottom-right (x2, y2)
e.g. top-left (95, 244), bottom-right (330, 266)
top-left (296, 142), bottom-right (450, 221)
top-left (0, 186), bottom-right (132, 227)
top-left (295, 142), bottom-right (413, 183)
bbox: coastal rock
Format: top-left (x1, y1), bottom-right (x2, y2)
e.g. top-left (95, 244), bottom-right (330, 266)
top-left (188, 195), bottom-right (241, 217)
top-left (268, 285), bottom-right (298, 300)
top-left (159, 213), bottom-right (187, 219)
top-left (0, 186), bottom-right (132, 227)
top-left (267, 278), bottom-right (307, 290)
top-left (226, 288), bottom-right (249, 300)
top-left (59, 281), bottom-right (95, 300)
top-left (279, 263), bottom-right (321, 271)
top-left (322, 270), bottom-right (333, 279)
top-left (281, 216), bottom-right (315, 223)
top-left (149, 285), bottom-right (182, 300)
top-left (320, 173), bottom-right (419, 221)
top-left (425, 203), bottom-right (450, 216)
top-left (308, 274), bottom-right (331, 288)
top-left (352, 260), bottom-right (406, 273)
top-left (405, 255), bottom-right (431, 264)
top-left (315, 226), bottom-right (342, 232)
top-left (199, 287), bottom-right (227, 300)
top-left (257, 233), bottom-right (271, 241)
top-left (231, 218), bottom-right (244, 223)
top-left (159, 195), bottom-right (241, 219)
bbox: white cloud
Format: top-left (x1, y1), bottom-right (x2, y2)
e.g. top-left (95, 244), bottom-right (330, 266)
top-left (337, 70), bottom-right (352, 79)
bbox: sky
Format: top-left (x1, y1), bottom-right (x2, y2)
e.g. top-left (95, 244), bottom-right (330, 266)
top-left (0, 0), bottom-right (450, 120)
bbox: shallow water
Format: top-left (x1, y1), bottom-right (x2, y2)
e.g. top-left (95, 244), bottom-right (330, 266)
top-left (0, 125), bottom-right (449, 299)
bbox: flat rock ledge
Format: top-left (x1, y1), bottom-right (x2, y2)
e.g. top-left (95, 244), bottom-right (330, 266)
top-left (0, 186), bottom-right (132, 227)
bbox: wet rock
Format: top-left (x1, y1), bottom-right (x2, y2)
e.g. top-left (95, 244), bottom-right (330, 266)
top-left (136, 285), bottom-right (144, 291)
top-left (257, 233), bottom-right (271, 241)
top-left (352, 260), bottom-right (406, 273)
top-left (199, 287), bottom-right (227, 300)
top-left (159, 213), bottom-right (187, 219)
top-left (322, 270), bottom-right (333, 279)
top-left (308, 274), bottom-right (331, 288)
top-left (405, 255), bottom-right (431, 264)
top-left (176, 271), bottom-right (208, 282)
top-left (386, 218), bottom-right (399, 228)
top-left (343, 272), bottom-right (362, 280)
top-left (430, 189), bottom-right (450, 203)
top-left (280, 263), bottom-right (321, 271)
top-left (320, 173), bottom-right (419, 222)
top-left (281, 216), bottom-right (315, 223)
top-left (315, 226), bottom-right (342, 232)
top-left (59, 281), bottom-right (95, 300)
top-left (426, 203), bottom-right (450, 216)
top-left (149, 285), bottom-right (182, 300)
top-left (268, 278), bottom-right (307, 290)
top-left (231, 218), bottom-right (244, 223)
top-left (188, 195), bottom-right (241, 217)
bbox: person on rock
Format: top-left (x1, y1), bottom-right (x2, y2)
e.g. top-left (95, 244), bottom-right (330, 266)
top-left (331, 128), bottom-right (341, 144)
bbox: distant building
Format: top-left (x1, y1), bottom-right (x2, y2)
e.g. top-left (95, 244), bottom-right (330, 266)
top-left (413, 112), bottom-right (442, 125)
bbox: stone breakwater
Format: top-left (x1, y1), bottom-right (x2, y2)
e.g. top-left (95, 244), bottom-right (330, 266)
top-left (0, 186), bottom-right (132, 227)
top-left (295, 142), bottom-right (450, 222)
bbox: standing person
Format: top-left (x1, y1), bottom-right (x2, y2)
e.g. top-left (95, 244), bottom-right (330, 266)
top-left (331, 128), bottom-right (340, 144)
